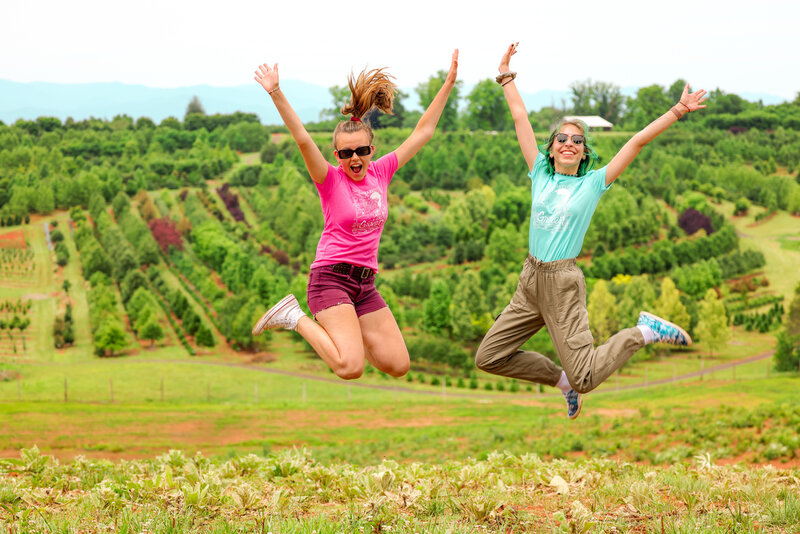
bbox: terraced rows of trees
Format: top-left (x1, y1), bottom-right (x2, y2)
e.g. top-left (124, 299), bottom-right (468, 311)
top-left (1, 76), bottom-right (799, 375)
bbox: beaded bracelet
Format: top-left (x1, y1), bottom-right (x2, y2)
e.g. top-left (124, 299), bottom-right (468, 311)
top-left (496, 71), bottom-right (517, 84)
top-left (268, 87), bottom-right (281, 95)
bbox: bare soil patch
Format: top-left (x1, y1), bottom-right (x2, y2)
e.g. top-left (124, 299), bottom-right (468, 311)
top-left (0, 405), bottom-right (462, 461)
top-left (248, 352), bottom-right (277, 363)
top-left (0, 229), bottom-right (26, 248)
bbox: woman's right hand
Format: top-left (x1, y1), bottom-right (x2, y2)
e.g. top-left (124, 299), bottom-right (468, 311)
top-left (254, 63), bottom-right (279, 93)
top-left (499, 42), bottom-right (518, 72)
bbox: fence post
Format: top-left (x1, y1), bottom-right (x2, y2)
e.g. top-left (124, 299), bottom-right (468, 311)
top-left (64, 378), bottom-right (68, 402)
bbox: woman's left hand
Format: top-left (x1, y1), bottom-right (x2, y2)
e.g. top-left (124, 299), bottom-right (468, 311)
top-left (680, 83), bottom-right (707, 112)
top-left (445, 49), bottom-right (459, 84)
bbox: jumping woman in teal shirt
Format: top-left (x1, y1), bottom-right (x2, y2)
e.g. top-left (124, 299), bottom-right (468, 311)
top-left (476, 43), bottom-right (707, 419)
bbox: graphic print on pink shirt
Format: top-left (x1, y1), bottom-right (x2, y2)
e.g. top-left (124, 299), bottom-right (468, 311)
top-left (311, 152), bottom-right (398, 272)
top-left (351, 189), bottom-right (385, 235)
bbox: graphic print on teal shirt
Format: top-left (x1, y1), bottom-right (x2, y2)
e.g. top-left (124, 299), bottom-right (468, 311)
top-left (528, 152), bottom-right (611, 262)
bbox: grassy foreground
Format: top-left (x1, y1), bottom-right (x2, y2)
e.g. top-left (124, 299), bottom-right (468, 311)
top-left (2, 375), bottom-right (800, 533)
top-left (1, 446), bottom-right (799, 533)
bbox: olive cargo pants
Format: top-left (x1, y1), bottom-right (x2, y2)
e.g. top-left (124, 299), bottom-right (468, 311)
top-left (475, 255), bottom-right (645, 394)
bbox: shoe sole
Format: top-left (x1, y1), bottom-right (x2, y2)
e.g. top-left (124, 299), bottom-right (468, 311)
top-left (569, 395), bottom-right (582, 420)
top-left (252, 295), bottom-right (296, 335)
top-left (640, 311), bottom-right (693, 345)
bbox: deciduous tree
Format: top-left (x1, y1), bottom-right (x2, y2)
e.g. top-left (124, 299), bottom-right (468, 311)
top-left (654, 277), bottom-right (691, 331)
top-left (588, 280), bottom-right (618, 343)
top-left (416, 73), bottom-right (462, 131)
top-left (695, 288), bottom-right (730, 357)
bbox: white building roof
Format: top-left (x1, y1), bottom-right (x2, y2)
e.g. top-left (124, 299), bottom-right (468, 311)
top-left (563, 115), bottom-right (614, 129)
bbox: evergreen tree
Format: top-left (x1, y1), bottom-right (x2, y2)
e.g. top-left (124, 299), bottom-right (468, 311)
top-left (195, 324), bottom-right (215, 347)
top-left (774, 282), bottom-right (800, 372)
top-left (185, 96), bottom-right (205, 117)
top-left (450, 270), bottom-right (485, 341)
top-left (423, 280), bottom-right (451, 335)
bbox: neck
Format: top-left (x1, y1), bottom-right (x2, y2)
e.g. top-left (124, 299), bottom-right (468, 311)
top-left (554, 164), bottom-right (580, 176)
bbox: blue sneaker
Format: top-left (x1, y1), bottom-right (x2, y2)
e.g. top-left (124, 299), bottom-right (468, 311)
top-left (637, 311), bottom-right (692, 346)
top-left (564, 389), bottom-right (582, 419)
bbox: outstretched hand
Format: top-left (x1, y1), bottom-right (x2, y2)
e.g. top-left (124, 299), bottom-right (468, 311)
top-left (254, 63), bottom-right (279, 93)
top-left (680, 83), bottom-right (707, 112)
top-left (445, 49), bottom-right (459, 84)
top-left (499, 42), bottom-right (518, 72)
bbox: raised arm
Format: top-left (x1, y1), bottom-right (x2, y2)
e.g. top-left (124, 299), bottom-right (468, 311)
top-left (254, 63), bottom-right (328, 183)
top-left (605, 84), bottom-right (707, 186)
top-left (498, 43), bottom-right (538, 171)
top-left (394, 50), bottom-right (459, 169)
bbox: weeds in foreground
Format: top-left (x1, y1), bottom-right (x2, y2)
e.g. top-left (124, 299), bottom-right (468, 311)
top-left (0, 446), bottom-right (798, 532)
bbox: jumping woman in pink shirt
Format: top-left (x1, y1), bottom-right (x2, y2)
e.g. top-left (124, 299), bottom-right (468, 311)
top-left (252, 51), bottom-right (458, 380)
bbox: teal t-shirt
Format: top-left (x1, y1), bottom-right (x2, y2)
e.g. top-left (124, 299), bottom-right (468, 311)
top-left (527, 152), bottom-right (611, 261)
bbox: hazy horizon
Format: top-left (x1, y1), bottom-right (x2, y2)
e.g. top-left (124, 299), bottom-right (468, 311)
top-left (3, 0), bottom-right (799, 102)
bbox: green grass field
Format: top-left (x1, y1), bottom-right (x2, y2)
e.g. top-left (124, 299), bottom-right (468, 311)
top-left (2, 202), bottom-right (799, 532)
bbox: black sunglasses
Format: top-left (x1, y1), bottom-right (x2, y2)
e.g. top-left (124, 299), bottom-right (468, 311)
top-left (555, 133), bottom-right (585, 145)
top-left (336, 145), bottom-right (371, 159)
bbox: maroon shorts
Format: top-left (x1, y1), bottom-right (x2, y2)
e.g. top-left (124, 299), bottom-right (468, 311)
top-left (307, 264), bottom-right (387, 318)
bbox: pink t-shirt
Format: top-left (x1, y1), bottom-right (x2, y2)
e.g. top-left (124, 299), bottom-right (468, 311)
top-left (310, 152), bottom-right (398, 272)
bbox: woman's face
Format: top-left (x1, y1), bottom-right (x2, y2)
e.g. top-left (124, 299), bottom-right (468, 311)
top-left (551, 123), bottom-right (586, 172)
top-left (335, 130), bottom-right (374, 181)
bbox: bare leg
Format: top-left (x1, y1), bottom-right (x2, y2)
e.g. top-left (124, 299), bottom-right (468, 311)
top-left (295, 304), bottom-right (366, 380)
top-left (358, 307), bottom-right (410, 377)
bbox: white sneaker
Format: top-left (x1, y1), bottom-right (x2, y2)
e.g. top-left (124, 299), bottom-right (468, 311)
top-left (252, 294), bottom-right (305, 334)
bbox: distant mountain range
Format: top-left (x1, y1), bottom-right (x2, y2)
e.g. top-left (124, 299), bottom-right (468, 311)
top-left (0, 79), bottom-right (789, 126)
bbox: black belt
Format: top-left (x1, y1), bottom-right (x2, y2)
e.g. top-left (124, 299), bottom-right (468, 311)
top-left (330, 263), bottom-right (374, 279)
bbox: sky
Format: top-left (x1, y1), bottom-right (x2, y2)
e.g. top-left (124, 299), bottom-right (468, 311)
top-left (2, 0), bottom-right (799, 101)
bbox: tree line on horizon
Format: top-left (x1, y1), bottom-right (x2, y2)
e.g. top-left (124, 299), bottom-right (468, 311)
top-left (1, 81), bottom-right (799, 373)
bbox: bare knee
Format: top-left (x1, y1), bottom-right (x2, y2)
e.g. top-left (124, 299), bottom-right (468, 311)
top-left (384, 359), bottom-right (410, 378)
top-left (371, 350), bottom-right (410, 378)
top-left (334, 362), bottom-right (364, 380)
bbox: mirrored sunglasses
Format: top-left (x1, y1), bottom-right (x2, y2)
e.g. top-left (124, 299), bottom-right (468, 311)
top-left (555, 133), bottom-right (585, 145)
